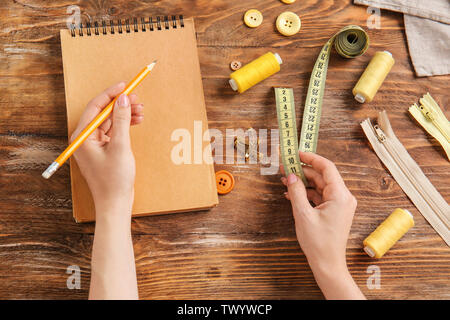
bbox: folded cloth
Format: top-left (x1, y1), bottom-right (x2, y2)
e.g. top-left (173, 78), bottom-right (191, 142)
top-left (354, 0), bottom-right (450, 23)
top-left (354, 0), bottom-right (450, 77)
top-left (404, 15), bottom-right (450, 77)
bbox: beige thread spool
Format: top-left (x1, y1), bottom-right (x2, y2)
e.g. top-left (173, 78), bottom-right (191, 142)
top-left (363, 208), bottom-right (414, 259)
top-left (353, 51), bottom-right (395, 103)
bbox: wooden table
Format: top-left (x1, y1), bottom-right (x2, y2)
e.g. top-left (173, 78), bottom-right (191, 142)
top-left (0, 0), bottom-right (448, 299)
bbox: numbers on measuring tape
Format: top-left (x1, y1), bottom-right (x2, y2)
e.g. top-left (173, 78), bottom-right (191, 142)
top-left (299, 40), bottom-right (331, 153)
top-left (275, 88), bottom-right (306, 184)
top-left (299, 25), bottom-right (369, 153)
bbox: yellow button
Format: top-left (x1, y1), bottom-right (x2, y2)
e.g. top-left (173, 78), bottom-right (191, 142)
top-left (216, 170), bottom-right (235, 195)
top-left (276, 11), bottom-right (301, 36)
top-left (244, 9), bottom-right (263, 28)
top-left (280, 0), bottom-right (296, 3)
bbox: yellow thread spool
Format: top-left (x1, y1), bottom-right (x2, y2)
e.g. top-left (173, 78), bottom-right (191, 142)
top-left (363, 208), bottom-right (414, 258)
top-left (229, 52), bottom-right (282, 93)
top-left (353, 51), bottom-right (394, 103)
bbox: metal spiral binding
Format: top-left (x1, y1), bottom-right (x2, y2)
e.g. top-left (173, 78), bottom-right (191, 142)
top-left (156, 17), bottom-right (161, 30)
top-left (69, 15), bottom-right (184, 37)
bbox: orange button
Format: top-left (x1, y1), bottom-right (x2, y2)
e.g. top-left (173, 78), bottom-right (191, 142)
top-left (215, 170), bottom-right (235, 195)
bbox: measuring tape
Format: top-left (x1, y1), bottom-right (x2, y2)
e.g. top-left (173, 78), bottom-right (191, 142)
top-left (299, 25), bottom-right (369, 153)
top-left (276, 26), bottom-right (368, 183)
top-left (275, 87), bottom-right (307, 184)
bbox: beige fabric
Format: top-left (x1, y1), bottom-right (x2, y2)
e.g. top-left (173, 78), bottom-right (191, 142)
top-left (404, 15), bottom-right (450, 77)
top-left (354, 0), bottom-right (450, 77)
top-left (354, 0), bottom-right (450, 23)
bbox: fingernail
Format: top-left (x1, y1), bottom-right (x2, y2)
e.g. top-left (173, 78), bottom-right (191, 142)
top-left (118, 94), bottom-right (129, 108)
top-left (287, 173), bottom-right (298, 184)
top-left (281, 177), bottom-right (287, 184)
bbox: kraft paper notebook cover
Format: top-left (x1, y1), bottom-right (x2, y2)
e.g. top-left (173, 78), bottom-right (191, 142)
top-left (60, 16), bottom-right (218, 222)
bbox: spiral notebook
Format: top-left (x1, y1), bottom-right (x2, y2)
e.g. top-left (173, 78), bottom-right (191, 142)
top-left (60, 16), bottom-right (218, 222)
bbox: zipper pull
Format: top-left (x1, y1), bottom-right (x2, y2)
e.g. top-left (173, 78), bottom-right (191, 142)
top-left (373, 125), bottom-right (386, 142)
top-left (418, 102), bottom-right (435, 121)
top-left (409, 93), bottom-right (450, 161)
top-left (420, 94), bottom-right (450, 143)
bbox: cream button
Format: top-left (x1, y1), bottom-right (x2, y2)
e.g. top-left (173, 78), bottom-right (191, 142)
top-left (230, 60), bottom-right (242, 71)
top-left (281, 0), bottom-right (296, 3)
top-left (276, 11), bottom-right (301, 36)
top-left (244, 9), bottom-right (263, 28)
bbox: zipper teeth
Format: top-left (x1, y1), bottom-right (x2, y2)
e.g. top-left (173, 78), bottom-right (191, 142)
top-left (409, 102), bottom-right (450, 161)
top-left (382, 138), bottom-right (449, 229)
top-left (418, 103), bottom-right (450, 142)
top-left (433, 121), bottom-right (450, 142)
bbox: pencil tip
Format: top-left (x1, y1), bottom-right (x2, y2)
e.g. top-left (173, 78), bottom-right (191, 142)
top-left (147, 60), bottom-right (157, 70)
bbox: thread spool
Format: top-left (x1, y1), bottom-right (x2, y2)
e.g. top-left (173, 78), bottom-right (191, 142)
top-left (229, 52), bottom-right (282, 93)
top-left (353, 51), bottom-right (394, 103)
top-left (363, 208), bottom-right (414, 259)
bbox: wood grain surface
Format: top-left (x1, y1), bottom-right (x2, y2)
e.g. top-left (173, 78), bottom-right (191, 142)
top-left (0, 0), bottom-right (449, 299)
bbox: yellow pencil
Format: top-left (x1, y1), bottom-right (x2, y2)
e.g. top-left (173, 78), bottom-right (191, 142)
top-left (42, 61), bottom-right (157, 179)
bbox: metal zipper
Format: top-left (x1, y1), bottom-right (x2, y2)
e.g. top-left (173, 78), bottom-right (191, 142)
top-left (409, 93), bottom-right (450, 161)
top-left (418, 103), bottom-right (450, 141)
top-left (361, 111), bottom-right (450, 246)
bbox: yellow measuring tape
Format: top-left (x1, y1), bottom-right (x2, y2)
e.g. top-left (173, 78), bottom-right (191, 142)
top-left (275, 87), bottom-right (307, 184)
top-left (299, 25), bottom-right (369, 154)
top-left (276, 26), bottom-right (369, 182)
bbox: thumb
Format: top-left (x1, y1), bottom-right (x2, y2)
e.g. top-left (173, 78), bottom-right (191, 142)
top-left (286, 173), bottom-right (313, 215)
top-left (110, 94), bottom-right (131, 148)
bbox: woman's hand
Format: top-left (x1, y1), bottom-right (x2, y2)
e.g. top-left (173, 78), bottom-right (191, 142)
top-left (71, 82), bottom-right (144, 219)
top-left (281, 151), bottom-right (365, 299)
top-left (72, 82), bottom-right (144, 300)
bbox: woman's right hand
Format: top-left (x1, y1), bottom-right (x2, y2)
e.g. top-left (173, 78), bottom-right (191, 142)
top-left (71, 82), bottom-right (144, 220)
top-left (281, 152), bottom-right (365, 299)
